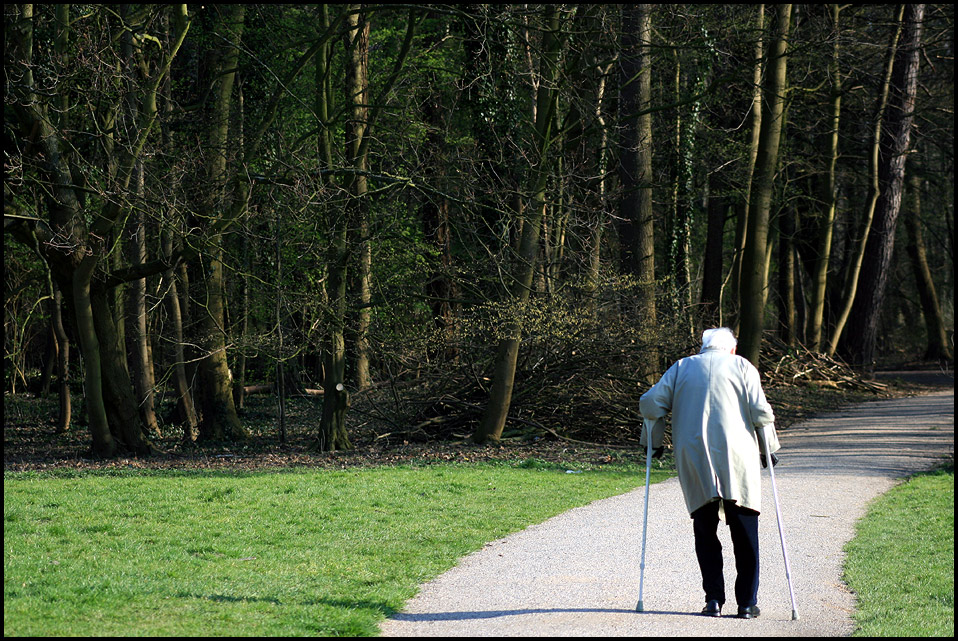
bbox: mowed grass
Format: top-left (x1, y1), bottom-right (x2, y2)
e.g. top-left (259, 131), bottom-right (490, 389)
top-left (843, 462), bottom-right (954, 637)
top-left (4, 461), bottom-right (665, 637)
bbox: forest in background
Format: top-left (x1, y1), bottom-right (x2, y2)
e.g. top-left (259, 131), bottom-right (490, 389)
top-left (4, 4), bottom-right (954, 459)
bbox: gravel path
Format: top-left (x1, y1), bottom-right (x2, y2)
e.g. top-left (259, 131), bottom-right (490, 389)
top-left (380, 387), bottom-right (954, 637)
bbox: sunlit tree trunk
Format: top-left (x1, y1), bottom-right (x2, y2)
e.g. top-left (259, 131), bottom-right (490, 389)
top-left (582, 60), bottom-right (613, 316)
top-left (739, 3), bottom-right (791, 366)
top-left (197, 4), bottom-right (248, 442)
top-left (345, 5), bottom-right (373, 391)
top-left (730, 4), bottom-right (764, 332)
top-left (808, 4), bottom-right (844, 352)
top-left (617, 4), bottom-right (657, 344)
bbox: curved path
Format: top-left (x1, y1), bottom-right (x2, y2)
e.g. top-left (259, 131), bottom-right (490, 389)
top-left (380, 387), bottom-right (953, 637)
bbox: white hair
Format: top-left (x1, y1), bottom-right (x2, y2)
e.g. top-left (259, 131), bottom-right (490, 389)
top-left (701, 327), bottom-right (737, 353)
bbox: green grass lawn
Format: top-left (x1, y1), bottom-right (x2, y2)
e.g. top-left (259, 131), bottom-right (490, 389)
top-left (843, 462), bottom-right (955, 637)
top-left (4, 460), bottom-right (665, 637)
top-left (7, 456), bottom-right (953, 637)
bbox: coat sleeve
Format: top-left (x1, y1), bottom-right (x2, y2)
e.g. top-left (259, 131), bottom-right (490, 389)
top-left (639, 364), bottom-right (676, 449)
top-left (640, 363), bottom-right (676, 419)
top-left (742, 360), bottom-right (780, 454)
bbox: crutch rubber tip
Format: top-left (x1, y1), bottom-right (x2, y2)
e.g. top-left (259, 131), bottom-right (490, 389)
top-left (636, 600), bottom-right (644, 612)
top-left (792, 610), bottom-right (799, 620)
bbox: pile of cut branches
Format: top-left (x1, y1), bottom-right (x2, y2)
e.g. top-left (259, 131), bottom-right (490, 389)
top-left (360, 326), bottom-right (687, 446)
top-left (760, 338), bottom-right (888, 393)
top-left (365, 355), bottom-right (651, 447)
top-left (360, 331), bottom-right (890, 447)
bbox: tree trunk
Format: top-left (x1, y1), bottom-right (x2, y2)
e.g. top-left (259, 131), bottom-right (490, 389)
top-left (738, 3), bottom-right (791, 366)
top-left (73, 255), bottom-right (117, 457)
top-left (667, 52), bottom-right (694, 333)
top-left (318, 4), bottom-right (353, 451)
top-left (344, 6), bottom-right (373, 391)
top-left (197, 249), bottom-right (248, 441)
top-left (91, 285), bottom-right (155, 454)
top-left (40, 313), bottom-right (56, 397)
top-left (197, 4), bottom-right (248, 442)
top-left (422, 157), bottom-right (459, 360)
top-left (777, 207), bottom-right (797, 346)
top-left (473, 6), bottom-right (564, 444)
top-left (807, 4), bottom-right (844, 352)
top-left (317, 6), bottom-right (417, 448)
top-left (903, 173), bottom-right (953, 361)
top-left (233, 228), bottom-right (249, 411)
top-left (731, 4), bottom-right (764, 332)
top-left (232, 80), bottom-right (249, 412)
top-left (584, 60), bottom-right (613, 317)
top-left (161, 228), bottom-right (198, 441)
top-left (275, 210), bottom-right (287, 444)
top-left (840, 3), bottom-right (924, 369)
top-left (700, 177), bottom-right (726, 327)
top-left (52, 283), bottom-right (72, 432)
top-left (127, 160), bottom-right (160, 437)
top-left (617, 4), bottom-right (657, 357)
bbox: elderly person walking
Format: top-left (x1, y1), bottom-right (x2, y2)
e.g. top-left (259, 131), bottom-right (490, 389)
top-left (639, 327), bottom-right (780, 619)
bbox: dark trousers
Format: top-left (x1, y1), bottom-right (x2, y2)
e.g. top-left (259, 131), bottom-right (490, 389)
top-left (691, 499), bottom-right (760, 607)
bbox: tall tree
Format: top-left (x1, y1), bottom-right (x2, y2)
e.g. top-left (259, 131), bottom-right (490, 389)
top-left (730, 4), bottom-right (765, 332)
top-left (617, 4), bottom-right (657, 345)
top-left (196, 4), bottom-right (249, 442)
top-left (807, 4), bottom-right (845, 352)
top-left (317, 6), bottom-right (417, 450)
top-left (826, 5), bottom-right (906, 356)
top-left (665, 17), bottom-right (711, 339)
top-left (161, 225), bottom-right (198, 441)
top-left (7, 4), bottom-right (190, 456)
top-left (344, 5), bottom-right (373, 392)
top-left (318, 5), bottom-right (362, 452)
top-left (472, 5), bottom-right (566, 444)
top-left (126, 158), bottom-right (160, 437)
top-left (738, 4), bottom-right (792, 366)
top-left (840, 4), bottom-right (925, 368)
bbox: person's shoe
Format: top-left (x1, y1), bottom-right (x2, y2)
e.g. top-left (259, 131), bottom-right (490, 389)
top-left (737, 605), bottom-right (761, 619)
top-left (701, 600), bottom-right (722, 617)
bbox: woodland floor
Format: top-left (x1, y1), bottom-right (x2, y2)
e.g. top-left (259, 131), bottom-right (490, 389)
top-left (3, 366), bottom-right (952, 474)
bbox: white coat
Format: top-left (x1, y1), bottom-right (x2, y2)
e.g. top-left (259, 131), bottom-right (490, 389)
top-left (639, 346), bottom-right (780, 516)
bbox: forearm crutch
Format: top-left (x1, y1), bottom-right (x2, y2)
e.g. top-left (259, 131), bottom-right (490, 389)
top-left (760, 426), bottom-right (799, 620)
top-left (636, 424), bottom-right (653, 612)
